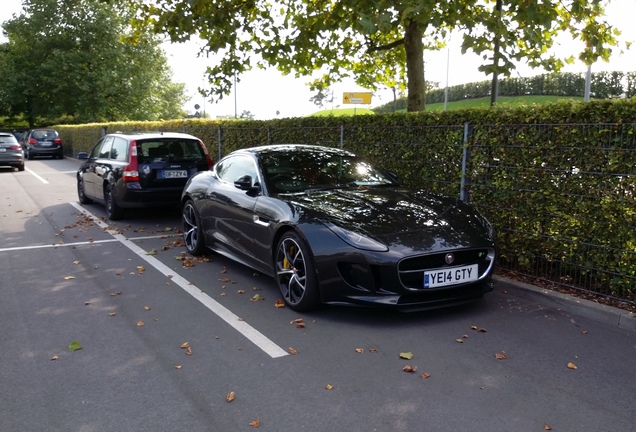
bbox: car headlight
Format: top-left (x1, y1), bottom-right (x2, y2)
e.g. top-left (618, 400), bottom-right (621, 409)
top-left (324, 223), bottom-right (388, 252)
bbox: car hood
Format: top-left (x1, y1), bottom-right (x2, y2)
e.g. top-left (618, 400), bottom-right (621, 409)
top-left (290, 187), bottom-right (495, 252)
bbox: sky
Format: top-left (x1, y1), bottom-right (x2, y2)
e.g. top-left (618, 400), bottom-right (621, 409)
top-left (2, 0), bottom-right (635, 119)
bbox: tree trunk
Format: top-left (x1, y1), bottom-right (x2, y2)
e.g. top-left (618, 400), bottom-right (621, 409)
top-left (404, 19), bottom-right (425, 112)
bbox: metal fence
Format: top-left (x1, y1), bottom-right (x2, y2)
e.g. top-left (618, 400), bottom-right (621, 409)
top-left (167, 122), bottom-right (635, 304)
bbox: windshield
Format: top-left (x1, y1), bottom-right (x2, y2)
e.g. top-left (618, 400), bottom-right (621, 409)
top-left (260, 148), bottom-right (397, 194)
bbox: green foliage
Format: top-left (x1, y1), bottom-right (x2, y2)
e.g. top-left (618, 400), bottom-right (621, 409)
top-left (52, 99), bottom-right (636, 302)
top-left (134, 0), bottom-right (618, 113)
top-left (0, 0), bottom-right (187, 126)
top-left (374, 71), bottom-right (636, 113)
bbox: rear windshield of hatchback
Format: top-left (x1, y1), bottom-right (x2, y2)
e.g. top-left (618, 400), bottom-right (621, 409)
top-left (32, 130), bottom-right (58, 140)
top-left (137, 139), bottom-right (204, 163)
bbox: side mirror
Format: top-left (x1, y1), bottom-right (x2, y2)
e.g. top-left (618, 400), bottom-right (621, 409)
top-left (77, 152), bottom-right (89, 160)
top-left (234, 175), bottom-right (260, 193)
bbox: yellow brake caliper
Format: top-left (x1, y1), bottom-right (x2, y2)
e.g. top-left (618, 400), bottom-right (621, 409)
top-left (283, 245), bottom-right (295, 269)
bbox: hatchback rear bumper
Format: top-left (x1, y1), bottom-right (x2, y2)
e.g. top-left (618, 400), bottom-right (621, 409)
top-left (115, 184), bottom-right (182, 208)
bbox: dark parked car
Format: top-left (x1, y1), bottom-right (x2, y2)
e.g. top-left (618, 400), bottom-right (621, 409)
top-left (181, 144), bottom-right (497, 311)
top-left (77, 132), bottom-right (214, 220)
top-left (24, 128), bottom-right (64, 159)
top-left (0, 132), bottom-right (25, 171)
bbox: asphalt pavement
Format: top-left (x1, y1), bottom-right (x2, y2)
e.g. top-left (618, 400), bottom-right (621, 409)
top-left (1, 158), bottom-right (634, 432)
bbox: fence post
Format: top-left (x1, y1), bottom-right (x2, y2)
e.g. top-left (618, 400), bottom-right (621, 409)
top-left (340, 124), bottom-right (344, 148)
top-left (217, 126), bottom-right (223, 161)
top-left (460, 122), bottom-right (470, 202)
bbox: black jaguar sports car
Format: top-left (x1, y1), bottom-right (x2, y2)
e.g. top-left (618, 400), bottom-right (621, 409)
top-left (181, 144), bottom-right (496, 311)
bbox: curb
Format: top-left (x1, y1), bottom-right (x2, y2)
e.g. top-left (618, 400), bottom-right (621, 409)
top-left (493, 275), bottom-right (636, 331)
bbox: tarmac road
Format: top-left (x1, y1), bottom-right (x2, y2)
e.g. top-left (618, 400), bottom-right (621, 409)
top-left (1, 157), bottom-right (634, 432)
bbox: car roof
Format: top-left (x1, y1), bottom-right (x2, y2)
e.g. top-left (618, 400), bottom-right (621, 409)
top-left (107, 132), bottom-right (200, 140)
top-left (234, 144), bottom-right (355, 157)
top-left (0, 132), bottom-right (14, 137)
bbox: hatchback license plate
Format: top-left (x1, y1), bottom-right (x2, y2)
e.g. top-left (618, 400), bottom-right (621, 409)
top-left (163, 170), bottom-right (188, 179)
top-left (41, 141), bottom-right (52, 147)
top-left (424, 264), bottom-right (478, 288)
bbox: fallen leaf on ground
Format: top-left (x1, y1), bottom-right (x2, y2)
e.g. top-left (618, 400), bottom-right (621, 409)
top-left (145, 249), bottom-right (157, 255)
top-left (399, 352), bottom-right (414, 360)
top-left (274, 299), bottom-right (285, 308)
top-left (175, 365), bottom-right (182, 369)
top-left (144, 306), bottom-right (151, 311)
top-left (470, 325), bottom-right (478, 330)
top-left (249, 418), bottom-right (260, 428)
top-left (51, 355), bottom-right (59, 361)
top-left (403, 365), bottom-right (417, 373)
top-left (355, 348), bottom-right (364, 353)
top-left (544, 423), bottom-right (552, 430)
top-left (64, 276), bottom-right (75, 280)
top-left (495, 352), bottom-right (508, 360)
top-left (478, 328), bottom-right (487, 333)
top-left (250, 294), bottom-right (262, 302)
top-left (68, 341), bottom-right (83, 352)
top-left (109, 312), bottom-right (117, 316)
top-left (220, 266), bottom-right (228, 273)
top-left (180, 342), bottom-right (190, 349)
top-left (186, 347), bottom-right (192, 355)
top-left (73, 260), bottom-right (80, 265)
top-left (325, 384), bottom-right (334, 390)
top-left (567, 362), bottom-right (577, 369)
top-left (370, 348), bottom-right (378, 353)
top-left (581, 330), bottom-right (589, 334)
top-left (290, 318), bottom-right (304, 324)
top-left (136, 266), bottom-right (145, 272)
top-left (137, 320), bottom-right (144, 326)
top-left (226, 391), bottom-right (235, 402)
top-left (289, 347), bottom-right (298, 355)
top-left (421, 372), bottom-right (431, 379)
top-left (455, 339), bottom-right (464, 343)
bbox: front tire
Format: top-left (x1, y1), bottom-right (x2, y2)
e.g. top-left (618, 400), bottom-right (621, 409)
top-left (182, 200), bottom-right (207, 256)
top-left (105, 184), bottom-right (124, 220)
top-left (275, 231), bottom-right (321, 311)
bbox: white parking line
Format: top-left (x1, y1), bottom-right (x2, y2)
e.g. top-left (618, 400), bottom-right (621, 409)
top-left (26, 167), bottom-right (49, 184)
top-left (68, 202), bottom-right (289, 359)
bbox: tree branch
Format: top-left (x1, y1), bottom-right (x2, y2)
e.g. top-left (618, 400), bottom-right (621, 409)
top-left (366, 38), bottom-right (404, 54)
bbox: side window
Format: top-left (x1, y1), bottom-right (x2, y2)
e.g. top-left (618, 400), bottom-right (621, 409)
top-left (96, 136), bottom-right (114, 159)
top-left (110, 137), bottom-right (128, 161)
top-left (216, 155), bottom-right (258, 185)
top-left (89, 137), bottom-right (106, 159)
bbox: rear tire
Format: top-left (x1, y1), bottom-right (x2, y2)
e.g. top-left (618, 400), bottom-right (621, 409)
top-left (77, 177), bottom-right (92, 204)
top-left (17, 164), bottom-right (25, 172)
top-left (105, 184), bottom-right (124, 220)
top-left (275, 231), bottom-right (321, 311)
top-left (27, 151), bottom-right (33, 160)
top-left (182, 200), bottom-right (207, 256)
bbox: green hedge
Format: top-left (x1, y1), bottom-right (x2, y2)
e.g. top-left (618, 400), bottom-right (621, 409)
top-left (53, 99), bottom-right (636, 303)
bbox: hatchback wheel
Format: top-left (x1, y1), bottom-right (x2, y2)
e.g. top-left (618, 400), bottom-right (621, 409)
top-left (275, 231), bottom-right (321, 311)
top-left (105, 184), bottom-right (124, 220)
top-left (182, 200), bottom-right (207, 255)
top-left (17, 164), bottom-right (25, 172)
top-left (77, 177), bottom-right (92, 204)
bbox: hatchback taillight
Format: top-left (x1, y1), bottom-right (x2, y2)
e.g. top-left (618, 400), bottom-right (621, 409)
top-left (7, 144), bottom-right (20, 150)
top-left (28, 138), bottom-right (37, 145)
top-left (122, 140), bottom-right (139, 182)
top-left (54, 138), bottom-right (62, 144)
top-left (198, 140), bottom-right (214, 169)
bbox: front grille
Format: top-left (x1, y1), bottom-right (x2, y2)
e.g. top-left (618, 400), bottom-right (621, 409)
top-left (398, 248), bottom-right (495, 289)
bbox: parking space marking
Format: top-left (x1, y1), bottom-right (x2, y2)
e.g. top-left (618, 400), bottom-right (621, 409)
top-left (69, 202), bottom-right (289, 359)
top-left (25, 167), bottom-right (49, 184)
top-left (0, 238), bottom-right (119, 253)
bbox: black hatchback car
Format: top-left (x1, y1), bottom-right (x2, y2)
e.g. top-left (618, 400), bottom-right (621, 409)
top-left (77, 132), bottom-right (214, 220)
top-left (24, 128), bottom-right (64, 159)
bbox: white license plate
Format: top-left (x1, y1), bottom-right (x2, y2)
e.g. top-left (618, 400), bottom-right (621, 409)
top-left (424, 264), bottom-right (478, 288)
top-left (41, 141), bottom-right (53, 147)
top-left (164, 170), bottom-right (188, 178)
top-left (0, 148), bottom-right (6, 152)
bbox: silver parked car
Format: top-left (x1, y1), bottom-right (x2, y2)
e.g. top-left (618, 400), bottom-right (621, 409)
top-left (0, 132), bottom-right (25, 171)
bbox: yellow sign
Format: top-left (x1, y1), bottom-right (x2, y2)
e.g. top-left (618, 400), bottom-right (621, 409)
top-left (343, 92), bottom-right (372, 104)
